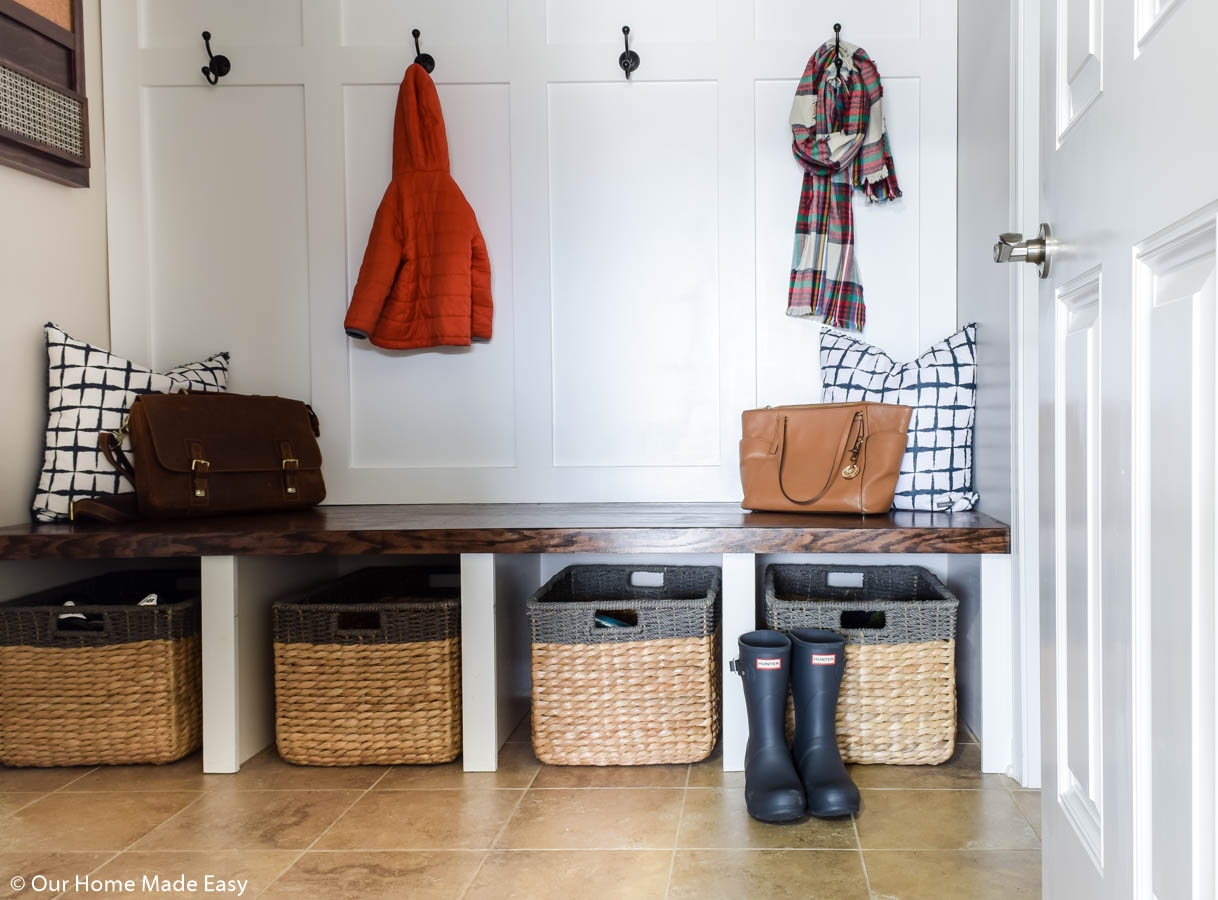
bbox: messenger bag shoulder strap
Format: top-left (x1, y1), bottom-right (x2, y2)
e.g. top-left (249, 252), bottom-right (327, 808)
top-left (98, 430), bottom-right (137, 488)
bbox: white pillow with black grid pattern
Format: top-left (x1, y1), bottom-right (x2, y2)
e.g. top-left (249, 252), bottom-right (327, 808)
top-left (32, 324), bottom-right (230, 523)
top-left (819, 324), bottom-right (979, 512)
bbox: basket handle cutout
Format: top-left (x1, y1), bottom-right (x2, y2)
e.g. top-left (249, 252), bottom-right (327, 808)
top-left (630, 571), bottom-right (665, 589)
top-left (827, 571), bottom-right (865, 589)
top-left (594, 609), bottom-right (640, 630)
top-left (50, 610), bottom-right (110, 637)
top-left (335, 610), bottom-right (384, 635)
top-left (840, 610), bottom-right (886, 630)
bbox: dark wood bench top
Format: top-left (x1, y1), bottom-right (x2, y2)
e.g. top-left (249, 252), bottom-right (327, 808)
top-left (0, 503), bottom-right (1010, 560)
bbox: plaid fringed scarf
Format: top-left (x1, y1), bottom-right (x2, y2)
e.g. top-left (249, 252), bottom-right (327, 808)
top-left (787, 40), bottom-right (901, 332)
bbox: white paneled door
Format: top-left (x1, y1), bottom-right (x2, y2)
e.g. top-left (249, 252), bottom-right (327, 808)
top-left (100, 0), bottom-right (957, 505)
top-left (1035, 0), bottom-right (1218, 893)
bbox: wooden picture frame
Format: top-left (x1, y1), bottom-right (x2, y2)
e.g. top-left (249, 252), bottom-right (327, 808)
top-left (0, 0), bottom-right (89, 187)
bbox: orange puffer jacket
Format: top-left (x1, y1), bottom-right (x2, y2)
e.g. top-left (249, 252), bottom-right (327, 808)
top-left (344, 63), bottom-right (492, 349)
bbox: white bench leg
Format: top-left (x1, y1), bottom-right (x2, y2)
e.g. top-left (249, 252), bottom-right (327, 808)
top-left (460, 554), bottom-right (535, 772)
top-left (721, 553), bottom-right (756, 771)
top-left (980, 553), bottom-right (1015, 777)
top-left (460, 554), bottom-right (499, 772)
top-left (200, 556), bottom-right (334, 774)
top-left (201, 556), bottom-right (242, 774)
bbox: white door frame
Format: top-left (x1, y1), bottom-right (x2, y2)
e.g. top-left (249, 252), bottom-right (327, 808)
top-left (1007, 0), bottom-right (1043, 791)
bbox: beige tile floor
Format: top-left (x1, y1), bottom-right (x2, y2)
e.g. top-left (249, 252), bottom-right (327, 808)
top-left (0, 718), bottom-right (1040, 899)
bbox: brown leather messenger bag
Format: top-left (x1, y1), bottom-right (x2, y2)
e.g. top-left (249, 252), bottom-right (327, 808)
top-left (74, 392), bottom-right (325, 522)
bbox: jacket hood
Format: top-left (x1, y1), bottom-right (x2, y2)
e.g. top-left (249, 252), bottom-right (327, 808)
top-left (392, 62), bottom-right (449, 176)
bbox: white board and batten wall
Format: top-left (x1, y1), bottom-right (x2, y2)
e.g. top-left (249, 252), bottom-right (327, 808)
top-left (94, 1), bottom-right (1019, 777)
top-left (100, 0), bottom-right (958, 505)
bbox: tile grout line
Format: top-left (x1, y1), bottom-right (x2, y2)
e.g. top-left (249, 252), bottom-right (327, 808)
top-left (663, 769), bottom-right (692, 899)
top-left (37, 762), bottom-right (200, 900)
top-left (32, 845), bottom-right (910, 853)
top-left (458, 755), bottom-right (542, 899)
top-left (116, 788), bottom-right (210, 848)
top-left (48, 767), bottom-right (100, 792)
top-left (832, 848), bottom-right (1044, 853)
top-left (992, 778), bottom-right (1040, 840)
top-left (49, 783), bottom-right (1021, 793)
top-left (57, 787), bottom-right (383, 793)
top-left (441, 845), bottom-right (870, 852)
top-left (5, 792), bottom-right (51, 817)
top-left (1006, 789), bottom-right (1042, 842)
top-left (851, 814), bottom-right (872, 897)
top-left (256, 765), bottom-right (398, 897)
top-left (856, 788), bottom-right (1013, 793)
top-left (52, 786), bottom-right (212, 900)
top-left (50, 851), bottom-right (122, 900)
top-left (53, 769), bottom-right (99, 789)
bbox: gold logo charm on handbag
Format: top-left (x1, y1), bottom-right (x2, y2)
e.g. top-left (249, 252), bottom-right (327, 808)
top-left (841, 420), bottom-right (865, 479)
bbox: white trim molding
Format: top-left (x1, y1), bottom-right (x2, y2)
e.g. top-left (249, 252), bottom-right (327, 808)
top-left (1009, 0), bottom-right (1042, 791)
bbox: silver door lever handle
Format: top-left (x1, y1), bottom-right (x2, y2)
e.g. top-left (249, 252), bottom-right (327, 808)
top-left (993, 223), bottom-right (1052, 278)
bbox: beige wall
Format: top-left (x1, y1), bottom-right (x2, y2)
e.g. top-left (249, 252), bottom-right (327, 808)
top-left (950, 0), bottom-right (1014, 737)
top-left (0, 0), bottom-right (109, 525)
top-left (957, 0), bottom-right (1013, 525)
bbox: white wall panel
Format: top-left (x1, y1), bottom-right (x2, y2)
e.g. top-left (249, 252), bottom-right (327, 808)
top-left (755, 0), bottom-right (920, 42)
top-left (549, 82), bottom-right (720, 468)
top-left (755, 77), bottom-right (922, 407)
top-left (138, 0), bottom-right (303, 49)
top-left (341, 0), bottom-right (508, 48)
top-left (343, 83), bottom-right (516, 469)
top-left (104, 0), bottom-right (958, 504)
top-left (546, 0), bottom-right (715, 45)
top-left (754, 78), bottom-right (819, 409)
top-left (142, 86), bottom-right (310, 399)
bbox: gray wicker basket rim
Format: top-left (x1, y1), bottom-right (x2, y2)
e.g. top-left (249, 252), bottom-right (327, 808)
top-left (272, 600), bottom-right (458, 613)
top-left (287, 566), bottom-right (460, 605)
top-left (0, 570), bottom-right (201, 648)
top-left (528, 565), bottom-right (721, 645)
top-left (764, 564), bottom-right (957, 645)
top-left (274, 566), bottom-right (460, 646)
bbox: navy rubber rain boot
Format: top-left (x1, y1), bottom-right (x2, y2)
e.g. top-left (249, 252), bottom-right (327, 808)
top-left (789, 628), bottom-right (860, 818)
top-left (732, 630), bottom-right (806, 823)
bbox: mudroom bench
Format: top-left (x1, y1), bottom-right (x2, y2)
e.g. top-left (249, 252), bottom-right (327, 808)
top-left (0, 504), bottom-right (1015, 779)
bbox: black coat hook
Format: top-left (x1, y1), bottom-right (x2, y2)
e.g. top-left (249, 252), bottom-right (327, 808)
top-left (832, 23), bottom-right (843, 79)
top-left (619, 26), bottom-right (640, 79)
top-left (412, 29), bottom-right (435, 74)
top-left (200, 31), bottom-right (230, 85)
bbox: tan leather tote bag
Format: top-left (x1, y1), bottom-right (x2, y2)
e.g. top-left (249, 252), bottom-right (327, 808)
top-left (739, 401), bottom-right (912, 514)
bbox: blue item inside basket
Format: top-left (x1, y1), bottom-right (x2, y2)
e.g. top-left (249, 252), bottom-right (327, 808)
top-left (594, 611), bottom-right (636, 628)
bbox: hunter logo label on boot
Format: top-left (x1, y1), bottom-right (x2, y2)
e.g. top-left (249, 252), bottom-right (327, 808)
top-left (756, 658), bottom-right (782, 670)
top-left (811, 654), bottom-right (837, 666)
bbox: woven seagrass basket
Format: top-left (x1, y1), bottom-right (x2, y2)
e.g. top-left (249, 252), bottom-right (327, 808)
top-left (528, 565), bottom-right (720, 766)
top-left (765, 564), bottom-right (958, 765)
top-left (0, 571), bottom-right (202, 767)
top-left (273, 567), bottom-right (461, 766)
